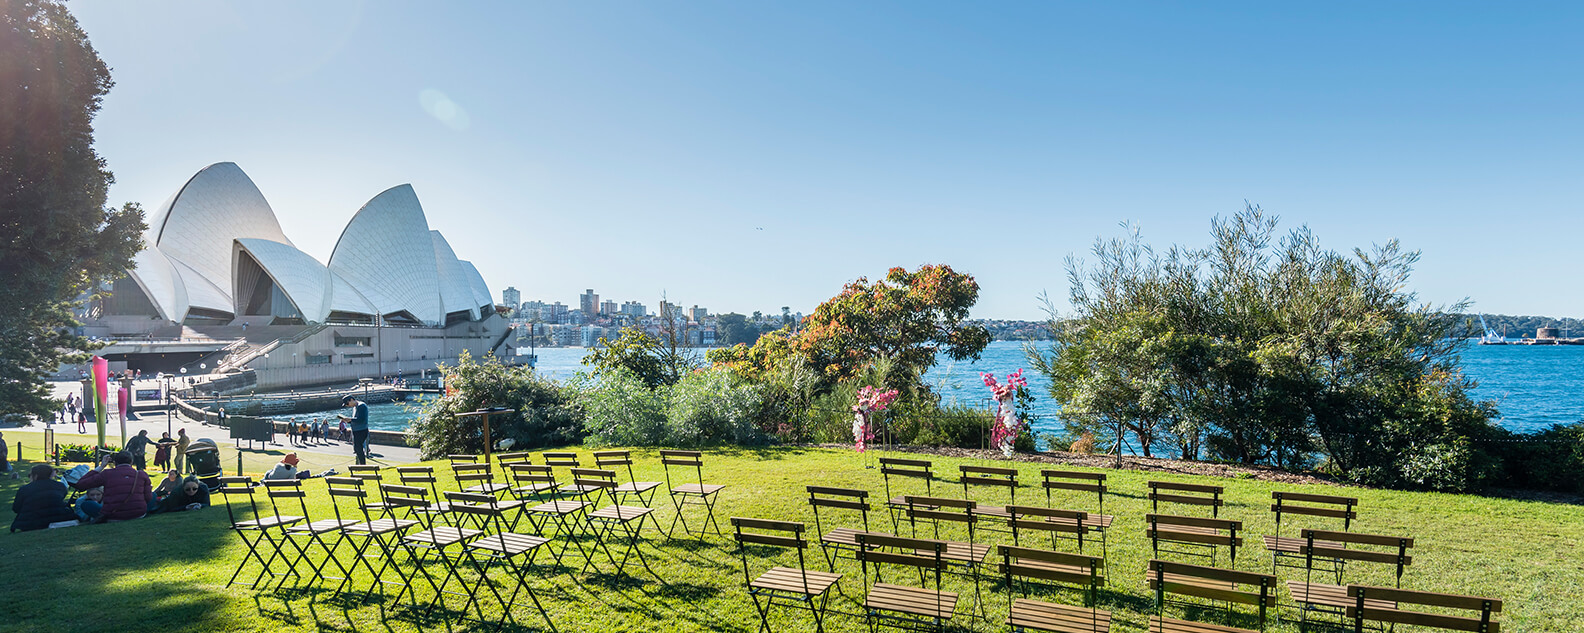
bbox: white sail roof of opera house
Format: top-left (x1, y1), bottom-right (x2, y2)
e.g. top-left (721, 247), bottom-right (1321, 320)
top-left (116, 162), bottom-right (495, 328)
top-left (328, 185), bottom-right (444, 325)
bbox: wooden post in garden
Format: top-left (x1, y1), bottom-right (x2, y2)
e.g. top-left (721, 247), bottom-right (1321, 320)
top-left (455, 408), bottom-right (514, 461)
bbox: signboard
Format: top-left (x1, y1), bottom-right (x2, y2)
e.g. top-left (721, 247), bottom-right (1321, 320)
top-left (135, 388), bottom-right (163, 403)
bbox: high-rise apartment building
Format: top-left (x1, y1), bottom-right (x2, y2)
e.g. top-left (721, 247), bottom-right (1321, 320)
top-left (502, 287), bottom-right (520, 314)
top-left (580, 289), bottom-right (599, 317)
top-left (600, 300), bottom-right (618, 316)
top-left (621, 301), bottom-right (646, 317)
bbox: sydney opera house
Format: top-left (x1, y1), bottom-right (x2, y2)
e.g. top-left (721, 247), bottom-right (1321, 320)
top-left (80, 162), bottom-right (518, 390)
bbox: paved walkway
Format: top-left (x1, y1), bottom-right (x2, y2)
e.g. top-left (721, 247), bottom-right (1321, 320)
top-left (22, 379), bottom-right (423, 466)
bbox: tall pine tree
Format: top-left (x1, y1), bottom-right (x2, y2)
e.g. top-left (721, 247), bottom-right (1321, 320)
top-left (1, 0), bottom-right (145, 419)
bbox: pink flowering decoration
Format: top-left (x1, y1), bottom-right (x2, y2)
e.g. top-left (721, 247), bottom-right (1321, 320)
top-left (982, 370), bottom-right (1028, 456)
top-left (851, 385), bottom-right (899, 452)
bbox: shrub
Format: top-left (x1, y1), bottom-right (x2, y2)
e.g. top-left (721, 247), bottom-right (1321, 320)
top-left (578, 367), bottom-right (769, 448)
top-left (666, 368), bottom-right (768, 446)
top-left (409, 352), bottom-right (584, 459)
top-left (576, 368), bottom-right (667, 447)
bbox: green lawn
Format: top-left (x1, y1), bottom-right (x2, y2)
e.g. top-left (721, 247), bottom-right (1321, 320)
top-left (1, 445), bottom-right (1577, 632)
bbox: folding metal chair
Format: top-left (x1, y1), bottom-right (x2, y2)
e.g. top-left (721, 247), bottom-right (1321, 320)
top-left (806, 485), bottom-right (882, 572)
top-left (879, 457), bottom-right (934, 533)
top-left (348, 464), bottom-right (396, 518)
top-left (444, 490), bottom-right (527, 534)
top-left (856, 532), bottom-right (958, 632)
top-left (1262, 490), bottom-right (1359, 576)
top-left (1000, 545), bottom-right (1110, 632)
top-left (960, 465), bottom-right (1020, 537)
top-left (732, 517), bottom-right (843, 633)
top-left (323, 476), bottom-right (421, 598)
top-left (269, 478), bottom-right (358, 590)
top-left (524, 485), bottom-right (592, 567)
top-left (454, 462), bottom-right (511, 497)
top-left (396, 466), bottom-right (456, 527)
top-left (899, 495), bottom-right (990, 620)
top-left (215, 476), bottom-right (306, 590)
top-left (495, 451), bottom-right (533, 472)
top-left (594, 450), bottom-right (661, 507)
top-left (508, 463), bottom-right (563, 502)
top-left (380, 484), bottom-right (484, 614)
top-left (1148, 559), bottom-right (1276, 633)
top-left (543, 451), bottom-right (601, 499)
top-left (574, 468), bottom-right (663, 580)
top-left (447, 454), bottom-right (482, 468)
top-left (1007, 505), bottom-right (1099, 557)
top-left (451, 501), bottom-right (556, 632)
top-left (661, 450), bottom-right (725, 539)
top-left (1041, 470), bottom-right (1115, 559)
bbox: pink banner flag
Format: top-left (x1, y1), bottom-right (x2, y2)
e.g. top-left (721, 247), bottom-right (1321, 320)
top-left (92, 356), bottom-right (109, 450)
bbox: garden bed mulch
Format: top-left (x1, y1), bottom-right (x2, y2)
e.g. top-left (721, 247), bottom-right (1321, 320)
top-left (809, 443), bottom-right (1337, 486)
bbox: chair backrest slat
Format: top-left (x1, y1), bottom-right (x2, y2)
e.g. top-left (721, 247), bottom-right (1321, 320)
top-left (1346, 585), bottom-right (1501, 633)
top-left (1149, 480), bottom-right (1224, 517)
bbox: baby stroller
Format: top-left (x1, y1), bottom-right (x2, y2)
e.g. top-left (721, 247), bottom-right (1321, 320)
top-left (185, 438), bottom-right (223, 490)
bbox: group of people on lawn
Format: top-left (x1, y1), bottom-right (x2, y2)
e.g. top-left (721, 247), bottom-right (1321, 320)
top-left (10, 451), bottom-right (211, 532)
top-left (11, 395), bottom-right (374, 532)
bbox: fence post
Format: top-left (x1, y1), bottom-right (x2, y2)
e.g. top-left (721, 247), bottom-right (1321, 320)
top-left (236, 451), bottom-right (243, 476)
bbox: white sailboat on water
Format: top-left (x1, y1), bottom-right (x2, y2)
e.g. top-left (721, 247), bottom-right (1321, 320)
top-left (1478, 315), bottom-right (1507, 345)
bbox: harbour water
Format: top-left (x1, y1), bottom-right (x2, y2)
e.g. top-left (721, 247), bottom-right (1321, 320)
top-left (285, 341), bottom-right (1584, 435)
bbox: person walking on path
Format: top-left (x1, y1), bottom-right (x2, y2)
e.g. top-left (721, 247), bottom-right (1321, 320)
top-left (173, 429), bottom-right (190, 474)
top-left (124, 430), bottom-right (155, 471)
top-left (72, 397), bottom-right (84, 433)
top-left (337, 395), bottom-right (370, 465)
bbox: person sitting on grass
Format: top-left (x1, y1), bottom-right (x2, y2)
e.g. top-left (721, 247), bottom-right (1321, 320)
top-left (75, 487), bottom-right (104, 523)
top-left (264, 453), bottom-right (300, 480)
top-left (149, 470), bottom-right (182, 513)
top-left (72, 452), bottom-right (152, 522)
top-left (157, 476), bottom-right (210, 513)
top-left (10, 464), bottom-right (78, 532)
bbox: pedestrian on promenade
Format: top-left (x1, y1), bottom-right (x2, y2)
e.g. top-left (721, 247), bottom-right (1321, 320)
top-left (174, 429), bottom-right (190, 474)
top-left (338, 395), bottom-right (370, 465)
top-left (338, 418), bottom-right (348, 442)
top-left (73, 398), bottom-right (84, 433)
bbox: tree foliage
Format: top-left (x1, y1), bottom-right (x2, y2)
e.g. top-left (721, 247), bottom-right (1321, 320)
top-left (713, 264), bottom-right (990, 400)
top-left (409, 352), bottom-right (584, 459)
top-left (582, 326), bottom-right (703, 389)
top-left (1, 0), bottom-right (145, 418)
top-left (1032, 206), bottom-right (1500, 491)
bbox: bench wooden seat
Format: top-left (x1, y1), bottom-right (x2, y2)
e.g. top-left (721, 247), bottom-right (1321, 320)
top-left (750, 566), bottom-right (842, 595)
top-left (528, 499), bottom-right (589, 515)
top-left (867, 582), bottom-right (959, 618)
top-left (468, 532), bottom-right (549, 556)
top-left (672, 482), bottom-right (726, 495)
top-left (236, 514), bottom-right (304, 529)
top-left (1011, 598), bottom-right (1112, 632)
top-left (1148, 615), bottom-right (1259, 633)
top-left (587, 504), bottom-right (654, 521)
top-left (287, 518), bottom-right (360, 535)
top-left (821, 526), bottom-right (867, 548)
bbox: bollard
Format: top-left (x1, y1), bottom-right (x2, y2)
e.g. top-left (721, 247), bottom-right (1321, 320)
top-left (237, 451), bottom-right (243, 476)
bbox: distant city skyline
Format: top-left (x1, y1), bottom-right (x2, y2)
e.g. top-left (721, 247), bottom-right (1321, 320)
top-left (70, 2), bottom-right (1584, 320)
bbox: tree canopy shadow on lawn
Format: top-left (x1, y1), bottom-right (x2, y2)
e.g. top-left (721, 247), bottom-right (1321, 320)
top-left (0, 467), bottom-right (237, 633)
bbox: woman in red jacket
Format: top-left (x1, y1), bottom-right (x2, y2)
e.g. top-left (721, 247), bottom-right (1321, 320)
top-left (73, 452), bottom-right (152, 522)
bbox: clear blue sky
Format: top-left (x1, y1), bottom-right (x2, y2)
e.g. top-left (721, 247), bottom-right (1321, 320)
top-left (72, 2), bottom-right (1584, 321)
